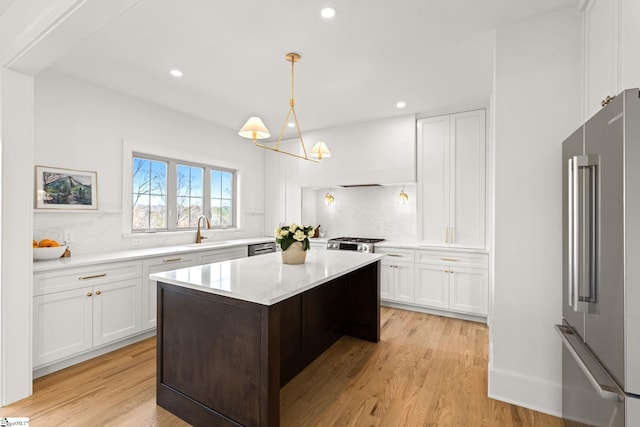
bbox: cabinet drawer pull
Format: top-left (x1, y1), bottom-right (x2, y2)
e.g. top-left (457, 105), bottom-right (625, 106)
top-left (78, 273), bottom-right (107, 280)
top-left (162, 258), bottom-right (182, 263)
top-left (387, 254), bottom-right (403, 257)
top-left (86, 292), bottom-right (93, 297)
top-left (95, 290), bottom-right (102, 295)
top-left (441, 257), bottom-right (459, 262)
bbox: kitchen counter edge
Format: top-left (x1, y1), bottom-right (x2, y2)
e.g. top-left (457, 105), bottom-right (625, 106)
top-left (32, 237), bottom-right (275, 272)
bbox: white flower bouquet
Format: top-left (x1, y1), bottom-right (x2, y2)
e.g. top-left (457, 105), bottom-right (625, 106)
top-left (275, 223), bottom-right (315, 251)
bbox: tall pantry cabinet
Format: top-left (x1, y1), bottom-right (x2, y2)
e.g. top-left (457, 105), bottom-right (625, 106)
top-left (417, 109), bottom-right (486, 249)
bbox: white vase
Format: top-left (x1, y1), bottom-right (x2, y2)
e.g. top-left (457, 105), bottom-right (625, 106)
top-left (281, 241), bottom-right (307, 265)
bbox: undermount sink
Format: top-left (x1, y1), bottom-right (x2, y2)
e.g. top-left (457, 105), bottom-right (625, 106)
top-left (182, 241), bottom-right (235, 248)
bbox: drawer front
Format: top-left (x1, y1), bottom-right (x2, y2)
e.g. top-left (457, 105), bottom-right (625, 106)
top-left (375, 247), bottom-right (415, 262)
top-left (196, 247), bottom-right (247, 265)
top-left (34, 261), bottom-right (142, 296)
top-left (415, 250), bottom-right (488, 269)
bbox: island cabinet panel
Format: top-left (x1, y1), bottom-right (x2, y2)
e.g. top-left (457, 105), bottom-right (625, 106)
top-left (157, 283), bottom-right (280, 427)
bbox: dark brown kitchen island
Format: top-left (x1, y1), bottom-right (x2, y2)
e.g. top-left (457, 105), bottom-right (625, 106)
top-left (150, 250), bottom-right (383, 427)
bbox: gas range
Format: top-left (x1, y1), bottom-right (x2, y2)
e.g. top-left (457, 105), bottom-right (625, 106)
top-left (326, 237), bottom-right (385, 253)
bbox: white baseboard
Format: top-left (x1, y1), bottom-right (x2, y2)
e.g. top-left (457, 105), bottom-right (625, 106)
top-left (381, 300), bottom-right (487, 324)
top-left (33, 330), bottom-right (156, 379)
top-left (488, 366), bottom-right (563, 418)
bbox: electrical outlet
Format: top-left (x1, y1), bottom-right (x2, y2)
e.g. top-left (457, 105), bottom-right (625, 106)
top-left (64, 231), bottom-right (73, 243)
top-left (131, 238), bottom-right (141, 247)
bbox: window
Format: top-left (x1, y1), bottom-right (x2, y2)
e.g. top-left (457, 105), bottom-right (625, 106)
top-left (132, 153), bottom-right (236, 232)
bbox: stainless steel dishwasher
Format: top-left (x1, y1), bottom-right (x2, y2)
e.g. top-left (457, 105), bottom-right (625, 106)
top-left (248, 241), bottom-right (276, 256)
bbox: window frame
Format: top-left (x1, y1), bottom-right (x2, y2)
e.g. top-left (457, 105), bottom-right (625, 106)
top-left (131, 151), bottom-right (237, 233)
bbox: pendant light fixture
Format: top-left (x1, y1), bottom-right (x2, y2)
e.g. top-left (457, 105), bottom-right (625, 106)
top-left (238, 52), bottom-right (331, 162)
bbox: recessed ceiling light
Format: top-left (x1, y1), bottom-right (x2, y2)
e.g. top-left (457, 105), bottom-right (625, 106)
top-left (287, 122), bottom-right (295, 128)
top-left (170, 69), bottom-right (183, 78)
top-left (321, 6), bottom-right (336, 19)
top-left (396, 101), bottom-right (406, 109)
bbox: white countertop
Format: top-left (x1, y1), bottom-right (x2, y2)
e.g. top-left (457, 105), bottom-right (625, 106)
top-left (150, 250), bottom-right (384, 306)
top-left (32, 237), bottom-right (275, 272)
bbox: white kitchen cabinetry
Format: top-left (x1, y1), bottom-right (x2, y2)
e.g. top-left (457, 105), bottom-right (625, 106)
top-left (414, 250), bottom-right (488, 316)
top-left (417, 109), bottom-right (486, 249)
top-left (195, 246), bottom-right (247, 265)
top-left (141, 254), bottom-right (196, 330)
top-left (377, 248), bottom-right (415, 303)
top-left (33, 261), bottom-right (143, 367)
top-left (582, 0), bottom-right (620, 119)
top-left (264, 141), bottom-right (302, 235)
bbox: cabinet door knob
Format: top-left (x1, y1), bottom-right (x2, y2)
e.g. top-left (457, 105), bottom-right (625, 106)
top-left (444, 270), bottom-right (449, 273)
top-left (95, 290), bottom-right (102, 295)
top-left (86, 292), bottom-right (92, 297)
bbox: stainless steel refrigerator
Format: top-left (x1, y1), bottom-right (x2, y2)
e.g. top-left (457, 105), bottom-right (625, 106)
top-left (557, 88), bottom-right (640, 426)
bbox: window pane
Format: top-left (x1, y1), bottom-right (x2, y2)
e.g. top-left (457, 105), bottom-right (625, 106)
top-left (221, 172), bottom-right (232, 198)
top-left (210, 198), bottom-right (221, 227)
top-left (177, 165), bottom-right (190, 197)
top-left (132, 194), bottom-right (149, 230)
top-left (191, 167), bottom-right (203, 198)
top-left (151, 161), bottom-right (167, 196)
top-left (211, 170), bottom-right (221, 198)
top-left (189, 198), bottom-right (203, 227)
top-left (149, 195), bottom-right (167, 229)
top-left (133, 157), bottom-right (168, 231)
top-left (176, 164), bottom-right (204, 228)
top-left (221, 199), bottom-right (232, 227)
top-left (133, 158), bottom-right (151, 195)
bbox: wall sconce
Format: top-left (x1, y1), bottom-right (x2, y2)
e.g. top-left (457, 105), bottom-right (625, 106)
top-left (324, 192), bottom-right (335, 205)
top-left (399, 188), bottom-right (409, 204)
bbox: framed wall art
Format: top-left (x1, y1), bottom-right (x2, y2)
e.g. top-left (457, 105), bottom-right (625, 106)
top-left (35, 166), bottom-right (98, 210)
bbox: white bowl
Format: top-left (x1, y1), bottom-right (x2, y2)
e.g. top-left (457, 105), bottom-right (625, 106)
top-left (33, 246), bottom-right (67, 261)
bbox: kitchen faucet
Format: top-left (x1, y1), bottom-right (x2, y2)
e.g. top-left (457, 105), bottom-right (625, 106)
top-left (195, 215), bottom-right (211, 243)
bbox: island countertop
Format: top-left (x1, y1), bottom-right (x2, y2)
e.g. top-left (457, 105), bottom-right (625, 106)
top-left (150, 250), bottom-right (384, 306)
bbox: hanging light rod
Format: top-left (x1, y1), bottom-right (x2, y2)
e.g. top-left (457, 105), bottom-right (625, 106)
top-left (238, 52), bottom-right (331, 163)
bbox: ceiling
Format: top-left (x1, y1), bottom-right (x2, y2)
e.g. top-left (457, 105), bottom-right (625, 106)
top-left (46, 0), bottom-right (579, 139)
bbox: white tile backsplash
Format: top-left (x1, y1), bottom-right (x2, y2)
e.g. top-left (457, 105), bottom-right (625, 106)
top-left (302, 185), bottom-right (417, 241)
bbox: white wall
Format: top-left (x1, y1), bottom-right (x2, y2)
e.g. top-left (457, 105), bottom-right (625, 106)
top-left (302, 185), bottom-right (417, 241)
top-left (490, 7), bottom-right (581, 415)
top-left (34, 70), bottom-right (266, 255)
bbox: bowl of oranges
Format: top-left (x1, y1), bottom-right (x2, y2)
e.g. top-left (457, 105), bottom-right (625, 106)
top-left (33, 239), bottom-right (66, 260)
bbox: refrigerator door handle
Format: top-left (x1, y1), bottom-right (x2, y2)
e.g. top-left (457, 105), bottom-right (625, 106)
top-left (572, 155), bottom-right (599, 313)
top-left (556, 324), bottom-right (624, 402)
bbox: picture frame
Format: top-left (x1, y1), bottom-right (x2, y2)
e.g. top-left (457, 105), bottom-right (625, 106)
top-left (35, 166), bottom-right (98, 210)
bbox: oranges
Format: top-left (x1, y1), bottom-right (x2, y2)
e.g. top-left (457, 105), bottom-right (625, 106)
top-left (34, 239), bottom-right (61, 248)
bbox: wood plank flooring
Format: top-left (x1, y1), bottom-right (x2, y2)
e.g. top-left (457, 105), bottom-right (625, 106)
top-left (0, 307), bottom-right (563, 426)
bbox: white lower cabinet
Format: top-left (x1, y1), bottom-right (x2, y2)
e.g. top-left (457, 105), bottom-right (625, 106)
top-left (414, 264), bottom-right (449, 308)
top-left (378, 246), bottom-right (489, 318)
top-left (141, 254), bottom-right (196, 330)
top-left (381, 259), bottom-right (415, 303)
top-left (415, 263), bottom-right (488, 315)
top-left (33, 288), bottom-right (92, 366)
top-left (92, 278), bottom-right (143, 346)
top-left (33, 274), bottom-right (143, 367)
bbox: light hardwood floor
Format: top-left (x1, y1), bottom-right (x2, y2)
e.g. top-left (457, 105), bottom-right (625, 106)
top-left (1, 307), bottom-right (563, 426)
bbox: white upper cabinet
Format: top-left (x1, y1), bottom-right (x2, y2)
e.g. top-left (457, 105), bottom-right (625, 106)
top-left (296, 114), bottom-right (416, 187)
top-left (583, 0), bottom-right (620, 119)
top-left (582, 0), bottom-right (640, 120)
top-left (620, 0), bottom-right (640, 92)
top-left (417, 109), bottom-right (486, 249)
